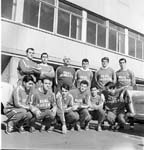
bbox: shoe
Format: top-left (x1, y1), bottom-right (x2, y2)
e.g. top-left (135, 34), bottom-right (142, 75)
top-left (97, 125), bottom-right (102, 132)
top-left (84, 124), bottom-right (89, 131)
top-left (62, 124), bottom-right (67, 134)
top-left (74, 123), bottom-right (81, 131)
top-left (29, 126), bottom-right (36, 133)
top-left (46, 126), bottom-right (54, 133)
top-left (40, 125), bottom-right (45, 132)
top-left (18, 126), bottom-right (25, 133)
top-left (5, 121), bottom-right (14, 134)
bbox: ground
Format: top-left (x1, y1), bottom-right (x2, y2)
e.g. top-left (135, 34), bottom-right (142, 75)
top-left (1, 121), bottom-right (144, 150)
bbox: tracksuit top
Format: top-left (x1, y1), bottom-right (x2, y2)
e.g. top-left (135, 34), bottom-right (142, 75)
top-left (5, 85), bottom-right (31, 109)
top-left (116, 69), bottom-right (135, 88)
top-left (39, 63), bottom-right (55, 79)
top-left (56, 92), bottom-right (73, 112)
top-left (95, 67), bottom-right (115, 90)
top-left (56, 66), bottom-right (75, 88)
top-left (17, 58), bottom-right (41, 80)
top-left (70, 88), bottom-right (90, 106)
top-left (31, 88), bottom-right (56, 111)
top-left (75, 68), bottom-right (93, 88)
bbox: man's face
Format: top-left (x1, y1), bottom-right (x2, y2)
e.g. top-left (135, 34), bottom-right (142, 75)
top-left (63, 58), bottom-right (70, 66)
top-left (119, 60), bottom-right (126, 70)
top-left (42, 54), bottom-right (48, 64)
top-left (61, 87), bottom-right (69, 98)
top-left (43, 79), bottom-right (52, 91)
top-left (91, 87), bottom-right (98, 97)
top-left (24, 81), bottom-right (34, 91)
top-left (80, 83), bottom-right (88, 92)
top-left (102, 60), bottom-right (109, 68)
top-left (82, 61), bottom-right (89, 70)
top-left (27, 49), bottom-right (34, 60)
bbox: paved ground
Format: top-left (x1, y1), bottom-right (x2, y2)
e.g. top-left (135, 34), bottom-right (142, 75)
top-left (1, 122), bottom-right (144, 150)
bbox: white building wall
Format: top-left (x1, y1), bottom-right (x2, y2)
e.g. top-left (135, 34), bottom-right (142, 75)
top-left (2, 21), bottom-right (144, 79)
top-left (68, 0), bottom-right (144, 34)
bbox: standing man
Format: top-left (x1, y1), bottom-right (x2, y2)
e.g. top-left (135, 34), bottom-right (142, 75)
top-left (17, 48), bottom-right (41, 84)
top-left (75, 58), bottom-right (93, 88)
top-left (55, 56), bottom-right (75, 92)
top-left (4, 75), bottom-right (34, 134)
top-left (56, 84), bottom-right (79, 134)
top-left (30, 77), bottom-right (57, 132)
top-left (39, 52), bottom-right (55, 80)
top-left (70, 80), bottom-right (91, 130)
top-left (95, 57), bottom-right (116, 90)
top-left (116, 58), bottom-right (135, 90)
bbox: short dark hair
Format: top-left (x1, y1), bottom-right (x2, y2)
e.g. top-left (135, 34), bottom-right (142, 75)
top-left (26, 48), bottom-right (34, 53)
top-left (80, 80), bottom-right (89, 86)
top-left (82, 58), bottom-right (89, 63)
top-left (119, 58), bottom-right (127, 63)
top-left (101, 57), bottom-right (109, 62)
top-left (41, 52), bottom-right (48, 59)
top-left (23, 75), bottom-right (34, 83)
top-left (41, 77), bottom-right (52, 83)
top-left (90, 86), bottom-right (97, 91)
top-left (105, 81), bottom-right (115, 89)
top-left (61, 84), bottom-right (70, 91)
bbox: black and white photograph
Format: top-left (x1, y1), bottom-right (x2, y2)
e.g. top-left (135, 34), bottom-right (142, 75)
top-left (1, 0), bottom-right (144, 149)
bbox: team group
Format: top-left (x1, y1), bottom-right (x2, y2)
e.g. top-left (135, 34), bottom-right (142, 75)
top-left (3, 47), bottom-right (136, 134)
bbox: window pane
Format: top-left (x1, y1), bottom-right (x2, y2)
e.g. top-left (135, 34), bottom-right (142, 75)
top-left (57, 10), bottom-right (70, 36)
top-left (40, 3), bottom-right (54, 32)
top-left (87, 21), bottom-right (96, 44)
top-left (129, 37), bottom-right (135, 57)
top-left (59, 2), bottom-right (82, 15)
top-left (109, 22), bottom-right (124, 32)
top-left (23, 0), bottom-right (39, 27)
top-left (136, 40), bottom-right (142, 59)
top-left (97, 25), bottom-right (106, 47)
top-left (109, 29), bottom-right (117, 51)
top-left (118, 33), bottom-right (125, 54)
top-left (71, 15), bottom-right (82, 40)
top-left (1, 0), bottom-right (13, 19)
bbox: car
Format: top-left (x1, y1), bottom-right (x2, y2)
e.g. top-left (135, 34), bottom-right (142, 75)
top-left (125, 90), bottom-right (144, 124)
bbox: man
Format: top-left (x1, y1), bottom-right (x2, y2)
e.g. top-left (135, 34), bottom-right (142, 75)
top-left (116, 58), bottom-right (135, 90)
top-left (70, 80), bottom-right (91, 130)
top-left (75, 58), bottom-right (93, 88)
top-left (39, 52), bottom-right (55, 79)
top-left (4, 75), bottom-right (34, 134)
top-left (55, 56), bottom-right (75, 92)
top-left (95, 57), bottom-right (116, 90)
top-left (56, 84), bottom-right (79, 134)
top-left (102, 82), bottom-right (130, 130)
top-left (17, 48), bottom-right (41, 84)
top-left (89, 86), bottom-right (105, 131)
top-left (30, 77), bottom-right (57, 132)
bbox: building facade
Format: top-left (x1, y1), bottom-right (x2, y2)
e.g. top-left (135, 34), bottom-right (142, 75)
top-left (1, 0), bottom-right (144, 90)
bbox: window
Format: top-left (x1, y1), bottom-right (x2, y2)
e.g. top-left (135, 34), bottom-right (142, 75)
top-left (128, 37), bottom-right (135, 57)
top-left (109, 29), bottom-right (117, 51)
top-left (57, 2), bottom-right (82, 40)
top-left (87, 21), bottom-right (96, 44)
top-left (1, 0), bottom-right (14, 20)
top-left (97, 25), bottom-right (106, 47)
top-left (136, 40), bottom-right (142, 59)
top-left (109, 23), bottom-right (125, 53)
top-left (118, 32), bottom-right (125, 54)
top-left (40, 2), bottom-right (54, 32)
top-left (23, 0), bottom-right (55, 32)
top-left (71, 15), bottom-right (82, 40)
top-left (87, 13), bottom-right (106, 47)
top-left (57, 10), bottom-right (70, 36)
top-left (23, 0), bottom-right (39, 27)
